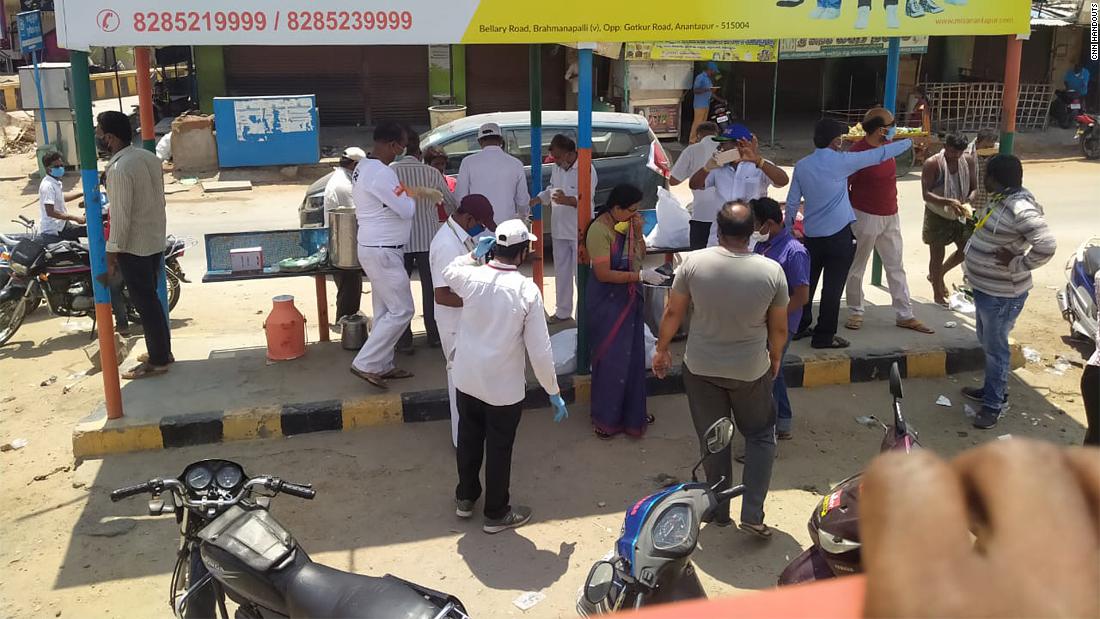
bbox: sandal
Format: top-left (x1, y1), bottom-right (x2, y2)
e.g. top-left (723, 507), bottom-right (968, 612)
top-left (350, 366), bottom-right (388, 389)
top-left (381, 368), bottom-right (415, 380)
top-left (739, 522), bottom-right (773, 539)
top-left (896, 318), bottom-right (935, 334)
top-left (645, 414), bottom-right (656, 425)
top-left (137, 353), bottom-right (175, 365)
top-left (811, 336), bottom-right (850, 349)
top-left (844, 315), bottom-right (863, 330)
top-left (121, 361), bottom-right (169, 380)
top-left (777, 430), bottom-right (793, 441)
top-left (594, 428), bottom-right (614, 440)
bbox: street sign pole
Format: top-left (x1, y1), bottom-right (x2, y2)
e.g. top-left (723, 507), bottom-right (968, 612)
top-left (17, 11), bottom-right (48, 145)
top-left (31, 49), bottom-right (48, 144)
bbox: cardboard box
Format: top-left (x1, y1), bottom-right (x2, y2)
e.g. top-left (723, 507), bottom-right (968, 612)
top-left (229, 247), bottom-right (263, 273)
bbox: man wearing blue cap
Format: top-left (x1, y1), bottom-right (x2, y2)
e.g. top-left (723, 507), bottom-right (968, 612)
top-left (690, 62), bottom-right (725, 144)
top-left (689, 124), bottom-right (789, 249)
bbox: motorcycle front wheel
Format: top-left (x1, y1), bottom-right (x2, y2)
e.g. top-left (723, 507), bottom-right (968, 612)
top-left (0, 296), bottom-right (27, 346)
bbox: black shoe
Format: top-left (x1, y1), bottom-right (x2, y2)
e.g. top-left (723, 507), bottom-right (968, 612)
top-left (483, 506), bottom-right (531, 534)
top-left (973, 406), bottom-right (1001, 429)
top-left (961, 386), bottom-right (1008, 404)
top-left (792, 328), bottom-right (814, 341)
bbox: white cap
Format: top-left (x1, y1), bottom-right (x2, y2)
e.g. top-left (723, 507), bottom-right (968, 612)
top-left (494, 219), bottom-right (537, 247)
top-left (477, 123), bottom-right (502, 139)
top-left (342, 147), bottom-right (367, 161)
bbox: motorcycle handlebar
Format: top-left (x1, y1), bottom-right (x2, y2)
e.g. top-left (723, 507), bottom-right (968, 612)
top-left (277, 480), bottom-right (316, 500)
top-left (110, 475), bottom-right (317, 508)
top-left (110, 481), bottom-right (156, 502)
top-left (715, 484), bottom-right (746, 503)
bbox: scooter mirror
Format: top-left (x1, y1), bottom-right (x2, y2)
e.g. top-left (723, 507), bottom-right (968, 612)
top-left (584, 561), bottom-right (616, 605)
top-left (704, 418), bottom-right (735, 454)
top-left (889, 362), bottom-right (903, 399)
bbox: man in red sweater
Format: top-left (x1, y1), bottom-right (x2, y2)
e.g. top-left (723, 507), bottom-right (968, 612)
top-left (844, 108), bottom-right (934, 334)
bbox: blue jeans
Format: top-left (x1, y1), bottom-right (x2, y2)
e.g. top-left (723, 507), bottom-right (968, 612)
top-left (818, 0), bottom-right (842, 8)
top-left (973, 289), bottom-right (1028, 412)
top-left (774, 339), bottom-right (794, 433)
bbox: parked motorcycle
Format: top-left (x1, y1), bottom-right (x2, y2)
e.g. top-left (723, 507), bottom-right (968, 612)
top-left (0, 215), bottom-right (45, 312)
top-left (1052, 89), bottom-right (1083, 130)
top-left (1075, 112), bottom-right (1100, 160)
top-left (0, 231), bottom-right (188, 346)
top-left (1057, 237), bottom-right (1100, 342)
top-left (111, 459), bottom-right (470, 619)
top-left (708, 99), bottom-right (733, 133)
top-left (578, 418), bottom-right (743, 614)
top-left (777, 362), bottom-right (917, 585)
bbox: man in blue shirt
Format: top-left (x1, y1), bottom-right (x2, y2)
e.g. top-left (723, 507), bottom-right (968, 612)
top-left (1065, 62), bottom-right (1091, 96)
top-left (752, 197), bottom-right (809, 440)
top-left (690, 62), bottom-right (725, 143)
top-left (786, 119), bottom-right (912, 349)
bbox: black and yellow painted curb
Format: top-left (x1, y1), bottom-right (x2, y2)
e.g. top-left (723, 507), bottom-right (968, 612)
top-left (72, 342), bottom-right (1019, 458)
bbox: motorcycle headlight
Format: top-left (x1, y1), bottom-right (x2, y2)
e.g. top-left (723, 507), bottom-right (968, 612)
top-left (817, 528), bottom-right (861, 555)
top-left (652, 504), bottom-right (693, 551)
top-left (11, 263), bottom-right (27, 276)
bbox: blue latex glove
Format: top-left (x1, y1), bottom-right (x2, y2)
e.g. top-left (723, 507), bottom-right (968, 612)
top-left (549, 394), bottom-right (568, 423)
top-left (474, 236), bottom-right (496, 260)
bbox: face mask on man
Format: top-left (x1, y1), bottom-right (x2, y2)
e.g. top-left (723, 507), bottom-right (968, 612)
top-left (467, 224), bottom-right (485, 237)
top-left (750, 228), bottom-right (770, 246)
top-left (48, 166), bottom-right (65, 179)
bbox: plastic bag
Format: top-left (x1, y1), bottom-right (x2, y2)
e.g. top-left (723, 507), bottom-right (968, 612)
top-left (644, 187), bottom-right (691, 250)
top-left (551, 328), bottom-right (578, 375)
top-left (643, 323), bottom-right (657, 370)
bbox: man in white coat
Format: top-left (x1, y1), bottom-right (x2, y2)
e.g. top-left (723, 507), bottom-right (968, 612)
top-left (429, 194), bottom-right (498, 447)
top-left (349, 121), bottom-right (419, 389)
top-left (455, 123), bottom-right (529, 225)
top-left (529, 133), bottom-right (597, 323)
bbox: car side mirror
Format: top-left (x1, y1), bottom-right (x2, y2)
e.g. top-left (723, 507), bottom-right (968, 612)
top-left (584, 561), bottom-right (616, 605)
top-left (704, 418), bottom-right (734, 454)
top-left (889, 362), bottom-right (903, 399)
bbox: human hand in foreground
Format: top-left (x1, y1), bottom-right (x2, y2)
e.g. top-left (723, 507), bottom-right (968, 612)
top-left (862, 438), bottom-right (1099, 618)
top-left (474, 236), bottom-right (496, 260)
top-left (994, 247), bottom-right (1016, 267)
top-left (652, 348), bottom-right (672, 379)
top-left (549, 394), bottom-right (568, 423)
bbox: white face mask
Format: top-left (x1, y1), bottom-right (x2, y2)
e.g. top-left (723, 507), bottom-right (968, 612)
top-left (750, 230), bottom-right (771, 245)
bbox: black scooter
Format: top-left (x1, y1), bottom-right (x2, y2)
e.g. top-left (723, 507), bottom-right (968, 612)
top-left (112, 459), bottom-right (469, 619)
top-left (578, 418), bottom-right (743, 614)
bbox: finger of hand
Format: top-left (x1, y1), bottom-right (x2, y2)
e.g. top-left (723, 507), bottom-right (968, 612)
top-left (862, 450), bottom-right (975, 615)
top-left (951, 439), bottom-right (1098, 578)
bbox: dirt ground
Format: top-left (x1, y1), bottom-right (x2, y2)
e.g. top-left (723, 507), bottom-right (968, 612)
top-left (0, 138), bottom-right (1096, 618)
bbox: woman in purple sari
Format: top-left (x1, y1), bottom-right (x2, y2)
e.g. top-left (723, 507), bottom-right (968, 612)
top-left (584, 184), bottom-right (660, 439)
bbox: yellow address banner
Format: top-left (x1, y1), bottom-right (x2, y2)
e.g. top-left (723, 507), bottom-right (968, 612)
top-left (463, 0), bottom-right (1031, 42)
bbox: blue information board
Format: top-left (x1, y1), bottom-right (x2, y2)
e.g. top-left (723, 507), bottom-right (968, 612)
top-left (16, 11), bottom-right (44, 53)
top-left (213, 95), bottom-right (321, 168)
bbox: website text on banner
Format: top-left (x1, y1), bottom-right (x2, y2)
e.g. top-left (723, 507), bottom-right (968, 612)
top-left (56, 0), bottom-right (1030, 49)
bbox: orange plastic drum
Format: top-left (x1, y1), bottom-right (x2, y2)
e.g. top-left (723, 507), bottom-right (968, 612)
top-left (264, 295), bottom-right (306, 361)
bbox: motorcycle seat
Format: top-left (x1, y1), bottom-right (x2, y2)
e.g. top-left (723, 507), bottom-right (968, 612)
top-left (284, 562), bottom-right (441, 619)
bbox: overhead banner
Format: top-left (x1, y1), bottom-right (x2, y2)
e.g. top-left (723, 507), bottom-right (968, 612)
top-left (625, 40), bottom-right (778, 63)
top-left (780, 36), bottom-right (929, 59)
top-left (55, 0), bottom-right (1030, 50)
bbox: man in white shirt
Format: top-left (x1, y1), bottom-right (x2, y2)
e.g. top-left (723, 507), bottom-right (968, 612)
top-left (322, 146), bottom-right (367, 322)
top-left (689, 125), bottom-right (789, 249)
top-left (669, 122), bottom-right (720, 250)
top-left (349, 121), bottom-right (419, 389)
top-left (429, 194), bottom-right (497, 448)
top-left (455, 123), bottom-right (529, 225)
top-left (443, 219), bottom-right (569, 533)
top-left (528, 134), bottom-right (597, 323)
top-left (37, 151), bottom-right (86, 242)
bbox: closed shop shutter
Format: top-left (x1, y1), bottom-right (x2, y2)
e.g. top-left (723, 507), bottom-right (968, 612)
top-left (225, 46), bottom-right (430, 126)
top-left (225, 46), bottom-right (366, 125)
top-left (466, 45), bottom-right (566, 116)
top-left (363, 46), bottom-right (430, 126)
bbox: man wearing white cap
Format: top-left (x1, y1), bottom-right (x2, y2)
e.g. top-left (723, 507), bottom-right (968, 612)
top-left (443, 219), bottom-right (569, 533)
top-left (455, 123), bottom-right (529, 225)
top-left (323, 146), bottom-right (367, 322)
